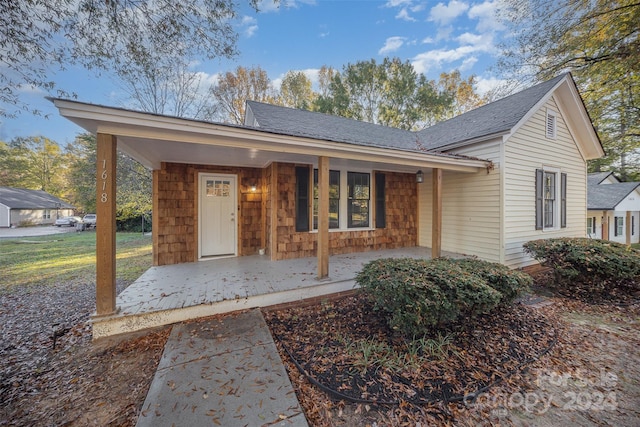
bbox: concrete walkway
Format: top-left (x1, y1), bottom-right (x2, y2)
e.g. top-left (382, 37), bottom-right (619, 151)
top-left (136, 309), bottom-right (308, 427)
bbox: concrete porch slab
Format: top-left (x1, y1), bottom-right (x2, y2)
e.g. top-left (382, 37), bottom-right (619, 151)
top-left (93, 246), bottom-right (463, 338)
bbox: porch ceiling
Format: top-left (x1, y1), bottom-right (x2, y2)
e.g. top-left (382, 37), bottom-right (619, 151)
top-left (51, 98), bottom-right (489, 173)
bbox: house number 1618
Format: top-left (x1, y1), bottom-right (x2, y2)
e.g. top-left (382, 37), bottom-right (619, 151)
top-left (100, 159), bottom-right (108, 203)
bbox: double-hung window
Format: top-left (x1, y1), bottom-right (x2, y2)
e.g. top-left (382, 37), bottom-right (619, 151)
top-left (347, 172), bottom-right (370, 228)
top-left (535, 168), bottom-right (566, 230)
top-left (587, 217), bottom-right (596, 236)
top-left (313, 169), bottom-right (340, 229)
top-left (614, 216), bottom-right (624, 236)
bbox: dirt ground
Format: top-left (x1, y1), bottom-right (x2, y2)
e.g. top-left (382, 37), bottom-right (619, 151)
top-left (270, 295), bottom-right (640, 426)
top-left (1, 288), bottom-right (639, 426)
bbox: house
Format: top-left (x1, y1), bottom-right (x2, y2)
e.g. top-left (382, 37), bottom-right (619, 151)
top-left (0, 187), bottom-right (75, 227)
top-left (50, 72), bottom-right (603, 319)
top-left (587, 172), bottom-right (640, 244)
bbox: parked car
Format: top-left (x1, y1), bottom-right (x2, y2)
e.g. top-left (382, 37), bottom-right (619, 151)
top-left (83, 214), bottom-right (97, 227)
top-left (55, 216), bottom-right (82, 227)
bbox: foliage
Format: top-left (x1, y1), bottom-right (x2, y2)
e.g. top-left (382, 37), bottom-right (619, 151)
top-left (207, 65), bottom-right (278, 124)
top-left (497, 0), bottom-right (640, 179)
top-left (355, 258), bottom-right (524, 338)
top-left (450, 258), bottom-right (532, 302)
top-left (1, 0), bottom-right (264, 117)
top-left (312, 58), bottom-right (458, 130)
top-left (523, 237), bottom-right (640, 296)
top-left (0, 136), bottom-right (68, 196)
top-left (279, 71), bottom-right (315, 109)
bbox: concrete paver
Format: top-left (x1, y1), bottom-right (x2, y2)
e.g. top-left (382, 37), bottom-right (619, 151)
top-left (136, 309), bottom-right (308, 427)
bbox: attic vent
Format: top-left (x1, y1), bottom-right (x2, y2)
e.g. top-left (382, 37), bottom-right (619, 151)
top-left (546, 109), bottom-right (557, 139)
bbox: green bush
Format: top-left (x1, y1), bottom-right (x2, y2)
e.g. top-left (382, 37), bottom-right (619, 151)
top-left (523, 238), bottom-right (640, 295)
top-left (450, 258), bottom-right (532, 302)
top-left (356, 257), bottom-right (525, 338)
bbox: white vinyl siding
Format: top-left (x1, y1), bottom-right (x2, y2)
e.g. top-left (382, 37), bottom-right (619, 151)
top-left (418, 140), bottom-right (502, 263)
top-left (504, 97), bottom-right (587, 268)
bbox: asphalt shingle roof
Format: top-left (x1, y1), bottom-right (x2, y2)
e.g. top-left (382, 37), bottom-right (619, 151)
top-left (587, 182), bottom-right (640, 210)
top-left (417, 74), bottom-right (567, 150)
top-left (245, 74), bottom-right (569, 153)
top-left (0, 187), bottom-right (74, 209)
top-left (587, 172), bottom-right (614, 186)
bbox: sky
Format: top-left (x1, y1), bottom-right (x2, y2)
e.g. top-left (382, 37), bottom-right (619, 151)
top-left (0, 0), bottom-right (511, 146)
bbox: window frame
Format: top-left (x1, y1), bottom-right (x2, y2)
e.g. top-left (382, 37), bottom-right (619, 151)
top-left (615, 216), bottom-right (624, 237)
top-left (347, 171), bottom-right (370, 228)
top-left (535, 167), bottom-right (565, 231)
top-left (313, 169), bottom-right (341, 230)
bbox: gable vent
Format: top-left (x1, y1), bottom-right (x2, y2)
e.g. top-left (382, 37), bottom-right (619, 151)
top-left (546, 109), bottom-right (557, 139)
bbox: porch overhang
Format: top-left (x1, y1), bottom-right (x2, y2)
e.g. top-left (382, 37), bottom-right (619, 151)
top-left (50, 98), bottom-right (489, 174)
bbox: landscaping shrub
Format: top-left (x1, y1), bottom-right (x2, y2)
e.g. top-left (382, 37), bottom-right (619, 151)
top-left (523, 237), bottom-right (640, 296)
top-left (450, 258), bottom-right (532, 302)
top-left (356, 257), bottom-right (523, 338)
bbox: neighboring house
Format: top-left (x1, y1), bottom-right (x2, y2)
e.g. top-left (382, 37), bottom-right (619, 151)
top-left (587, 172), bottom-right (640, 244)
top-left (0, 187), bottom-right (75, 227)
top-left (50, 73), bottom-right (603, 316)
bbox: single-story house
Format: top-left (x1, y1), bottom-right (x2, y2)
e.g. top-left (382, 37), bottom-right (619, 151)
top-left (50, 72), bottom-right (603, 318)
top-left (0, 187), bottom-right (75, 227)
top-left (587, 172), bottom-right (640, 244)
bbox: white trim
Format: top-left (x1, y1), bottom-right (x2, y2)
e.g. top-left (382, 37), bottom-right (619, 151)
top-left (312, 165), bottom-right (373, 231)
top-left (51, 98), bottom-right (488, 173)
top-left (542, 166), bottom-right (561, 231)
top-left (198, 172), bottom-right (238, 259)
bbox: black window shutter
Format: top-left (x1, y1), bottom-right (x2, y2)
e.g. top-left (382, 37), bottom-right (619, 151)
top-left (295, 166), bottom-right (310, 232)
top-left (375, 173), bottom-right (386, 229)
top-left (535, 169), bottom-right (543, 230)
top-left (561, 172), bottom-right (567, 228)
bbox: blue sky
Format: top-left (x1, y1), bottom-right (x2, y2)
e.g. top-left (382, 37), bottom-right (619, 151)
top-left (0, 0), bottom-right (509, 146)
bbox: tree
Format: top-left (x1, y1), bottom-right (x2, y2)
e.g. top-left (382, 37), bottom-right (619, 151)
top-left (117, 55), bottom-right (213, 119)
top-left (208, 66), bottom-right (277, 124)
top-left (65, 133), bottom-right (152, 224)
top-left (0, 0), bottom-right (265, 117)
top-left (313, 57), bottom-right (456, 130)
top-left (497, 0), bottom-right (640, 178)
top-left (435, 71), bottom-right (486, 120)
top-left (0, 136), bottom-right (66, 194)
top-left (279, 71), bottom-right (315, 109)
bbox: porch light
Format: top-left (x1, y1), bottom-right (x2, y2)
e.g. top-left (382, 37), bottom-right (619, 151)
top-left (416, 170), bottom-right (424, 183)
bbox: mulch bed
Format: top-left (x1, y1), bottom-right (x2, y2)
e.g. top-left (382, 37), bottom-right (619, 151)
top-left (264, 292), bottom-right (558, 423)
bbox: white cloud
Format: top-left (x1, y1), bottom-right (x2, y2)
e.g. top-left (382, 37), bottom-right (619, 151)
top-left (421, 36), bottom-right (435, 44)
top-left (396, 8), bottom-right (417, 21)
top-left (241, 16), bottom-right (258, 37)
top-left (384, 0), bottom-right (413, 7)
top-left (468, 1), bottom-right (504, 33)
top-left (459, 56), bottom-right (478, 71)
top-left (379, 36), bottom-right (406, 55)
top-left (475, 76), bottom-right (507, 96)
top-left (428, 0), bottom-right (469, 25)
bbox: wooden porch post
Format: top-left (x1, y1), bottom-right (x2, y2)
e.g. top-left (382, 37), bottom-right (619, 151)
top-left (626, 211), bottom-right (631, 245)
top-left (317, 156), bottom-right (329, 279)
top-left (602, 211), bottom-right (609, 240)
top-left (95, 133), bottom-right (118, 316)
top-left (432, 168), bottom-right (442, 258)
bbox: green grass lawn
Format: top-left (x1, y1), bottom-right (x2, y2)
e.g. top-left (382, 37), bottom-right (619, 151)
top-left (0, 232), bottom-right (152, 290)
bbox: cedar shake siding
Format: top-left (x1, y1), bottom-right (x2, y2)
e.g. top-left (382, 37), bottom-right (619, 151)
top-left (154, 162), bottom-right (263, 266)
top-left (153, 161), bottom-right (417, 266)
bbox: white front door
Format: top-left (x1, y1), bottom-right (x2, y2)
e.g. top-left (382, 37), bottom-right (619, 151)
top-left (199, 174), bottom-right (237, 258)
